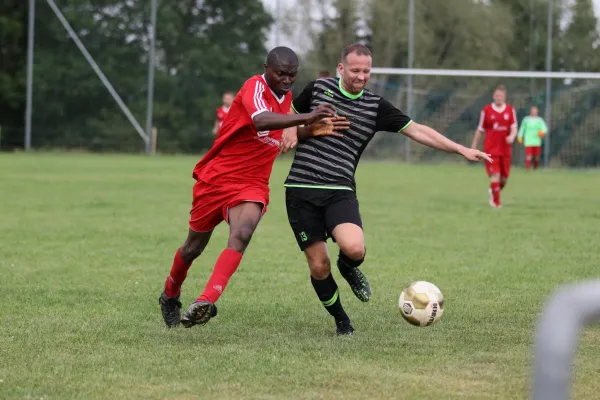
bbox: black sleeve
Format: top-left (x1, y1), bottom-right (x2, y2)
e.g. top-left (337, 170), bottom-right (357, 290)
top-left (291, 81), bottom-right (316, 114)
top-left (375, 98), bottom-right (413, 132)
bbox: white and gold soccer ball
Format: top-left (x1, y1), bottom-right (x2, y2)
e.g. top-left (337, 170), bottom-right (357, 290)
top-left (399, 281), bottom-right (444, 327)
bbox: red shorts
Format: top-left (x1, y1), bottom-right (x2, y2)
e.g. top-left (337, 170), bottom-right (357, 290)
top-left (485, 155), bottom-right (511, 179)
top-left (525, 146), bottom-right (542, 157)
top-left (189, 180), bottom-right (269, 232)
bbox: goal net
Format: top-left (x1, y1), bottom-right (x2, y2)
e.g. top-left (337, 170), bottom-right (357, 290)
top-left (366, 68), bottom-right (600, 168)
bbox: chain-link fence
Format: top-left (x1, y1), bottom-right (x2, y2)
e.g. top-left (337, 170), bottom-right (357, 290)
top-left (367, 75), bottom-right (600, 167)
top-left (4, 0), bottom-right (600, 167)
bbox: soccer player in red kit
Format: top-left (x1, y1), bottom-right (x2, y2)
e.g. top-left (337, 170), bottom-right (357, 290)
top-left (212, 91), bottom-right (234, 135)
top-left (471, 85), bottom-right (518, 208)
top-left (158, 47), bottom-right (342, 329)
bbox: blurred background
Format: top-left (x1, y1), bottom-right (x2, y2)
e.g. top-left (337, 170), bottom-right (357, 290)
top-left (1, 0), bottom-right (599, 166)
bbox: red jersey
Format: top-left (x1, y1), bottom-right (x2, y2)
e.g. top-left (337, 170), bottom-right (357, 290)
top-left (193, 75), bottom-right (293, 187)
top-left (215, 106), bottom-right (229, 131)
top-left (477, 103), bottom-right (517, 156)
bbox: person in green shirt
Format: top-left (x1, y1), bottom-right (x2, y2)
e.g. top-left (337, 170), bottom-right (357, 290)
top-left (517, 105), bottom-right (548, 169)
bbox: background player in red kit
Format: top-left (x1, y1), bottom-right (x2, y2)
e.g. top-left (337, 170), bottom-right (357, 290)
top-left (471, 85), bottom-right (518, 208)
top-left (158, 47), bottom-right (343, 329)
top-left (212, 91), bottom-right (234, 135)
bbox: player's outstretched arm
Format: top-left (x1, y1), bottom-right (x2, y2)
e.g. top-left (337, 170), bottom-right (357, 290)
top-left (403, 122), bottom-right (492, 162)
top-left (253, 103), bottom-right (336, 132)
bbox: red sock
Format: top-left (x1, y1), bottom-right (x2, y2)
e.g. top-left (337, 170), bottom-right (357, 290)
top-left (197, 248), bottom-right (243, 304)
top-left (491, 182), bottom-right (501, 206)
top-left (164, 248), bottom-right (192, 298)
top-left (525, 159), bottom-right (531, 169)
top-left (533, 159), bottom-right (539, 169)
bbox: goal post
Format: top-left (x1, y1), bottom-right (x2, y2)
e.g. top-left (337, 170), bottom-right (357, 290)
top-left (24, 0), bottom-right (158, 153)
top-left (367, 68), bottom-right (600, 168)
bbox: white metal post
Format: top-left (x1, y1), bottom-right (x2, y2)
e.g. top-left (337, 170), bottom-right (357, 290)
top-left (544, 0), bottom-right (554, 168)
top-left (405, 0), bottom-right (414, 162)
top-left (145, 0), bottom-right (158, 154)
top-left (25, 0), bottom-right (35, 151)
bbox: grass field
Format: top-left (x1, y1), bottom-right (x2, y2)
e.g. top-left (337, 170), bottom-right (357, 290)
top-left (1, 153), bottom-right (599, 400)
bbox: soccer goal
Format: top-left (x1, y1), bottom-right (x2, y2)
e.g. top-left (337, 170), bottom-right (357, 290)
top-left (366, 68), bottom-right (600, 168)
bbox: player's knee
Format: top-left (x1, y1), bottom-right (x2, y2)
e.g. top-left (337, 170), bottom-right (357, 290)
top-left (308, 257), bottom-right (331, 279)
top-left (228, 224), bottom-right (255, 252)
top-left (341, 243), bottom-right (365, 261)
top-left (180, 243), bottom-right (203, 262)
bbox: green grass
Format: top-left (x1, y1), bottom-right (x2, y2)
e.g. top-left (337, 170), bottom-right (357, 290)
top-left (1, 153), bottom-right (599, 399)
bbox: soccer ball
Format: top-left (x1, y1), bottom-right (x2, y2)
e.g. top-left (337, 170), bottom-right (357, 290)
top-left (399, 281), bottom-right (444, 327)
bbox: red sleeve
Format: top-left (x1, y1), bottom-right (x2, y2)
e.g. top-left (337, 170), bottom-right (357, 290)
top-left (477, 107), bottom-right (486, 133)
top-left (241, 78), bottom-right (270, 120)
top-left (510, 105), bottom-right (517, 128)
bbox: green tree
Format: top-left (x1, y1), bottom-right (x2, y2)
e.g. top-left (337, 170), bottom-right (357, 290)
top-left (154, 0), bottom-right (273, 152)
top-left (4, 0), bottom-right (271, 152)
top-left (30, 0), bottom-right (149, 150)
top-left (0, 0), bottom-right (27, 149)
top-left (559, 0), bottom-right (600, 73)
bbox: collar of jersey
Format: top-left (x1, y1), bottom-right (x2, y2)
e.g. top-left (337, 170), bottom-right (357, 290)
top-left (261, 74), bottom-right (286, 104)
top-left (338, 78), bottom-right (363, 99)
top-left (491, 103), bottom-right (507, 113)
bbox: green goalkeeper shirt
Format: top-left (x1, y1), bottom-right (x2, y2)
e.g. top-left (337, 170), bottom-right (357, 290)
top-left (518, 116), bottom-right (548, 147)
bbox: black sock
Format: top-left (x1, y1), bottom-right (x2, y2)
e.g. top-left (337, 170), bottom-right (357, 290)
top-left (337, 248), bottom-right (366, 270)
top-left (311, 273), bottom-right (349, 322)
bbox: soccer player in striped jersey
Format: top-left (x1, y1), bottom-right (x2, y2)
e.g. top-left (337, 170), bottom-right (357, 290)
top-left (280, 43), bottom-right (492, 335)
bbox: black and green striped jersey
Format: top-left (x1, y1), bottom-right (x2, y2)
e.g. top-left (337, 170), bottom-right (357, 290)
top-left (284, 77), bottom-right (412, 191)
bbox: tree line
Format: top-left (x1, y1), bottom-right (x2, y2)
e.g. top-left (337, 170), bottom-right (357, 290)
top-left (1, 0), bottom-right (599, 163)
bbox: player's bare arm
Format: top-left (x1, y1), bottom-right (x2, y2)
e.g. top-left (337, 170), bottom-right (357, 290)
top-left (253, 103), bottom-right (336, 132)
top-left (403, 122), bottom-right (492, 162)
top-left (471, 128), bottom-right (483, 150)
top-left (506, 124), bottom-right (518, 144)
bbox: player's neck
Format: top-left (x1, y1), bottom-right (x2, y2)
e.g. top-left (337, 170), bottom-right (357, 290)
top-left (491, 103), bottom-right (506, 112)
top-left (338, 79), bottom-right (363, 99)
top-left (261, 74), bottom-right (285, 102)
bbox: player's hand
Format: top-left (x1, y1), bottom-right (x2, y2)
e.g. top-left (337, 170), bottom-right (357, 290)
top-left (306, 103), bottom-right (337, 124)
top-left (506, 135), bottom-right (516, 144)
top-left (538, 130), bottom-right (545, 138)
top-left (517, 137), bottom-right (523, 144)
top-left (279, 128), bottom-right (298, 154)
top-left (310, 116), bottom-right (350, 137)
top-left (459, 146), bottom-right (492, 163)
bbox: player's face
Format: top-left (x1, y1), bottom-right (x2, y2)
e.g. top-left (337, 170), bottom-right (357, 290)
top-left (493, 90), bottom-right (506, 106)
top-left (223, 93), bottom-right (234, 107)
top-left (530, 106), bottom-right (539, 116)
top-left (338, 52), bottom-right (371, 94)
top-left (264, 63), bottom-right (298, 97)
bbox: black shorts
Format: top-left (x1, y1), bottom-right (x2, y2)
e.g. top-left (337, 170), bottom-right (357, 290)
top-left (285, 187), bottom-right (363, 251)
